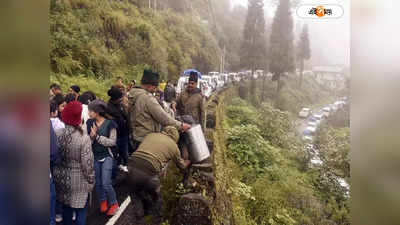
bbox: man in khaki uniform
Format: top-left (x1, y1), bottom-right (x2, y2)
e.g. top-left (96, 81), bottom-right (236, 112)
top-left (176, 71), bottom-right (206, 130)
top-left (128, 69), bottom-right (191, 151)
top-left (126, 126), bottom-right (191, 215)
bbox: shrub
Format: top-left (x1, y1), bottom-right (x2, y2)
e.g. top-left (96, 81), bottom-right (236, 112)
top-left (227, 124), bottom-right (281, 183)
top-left (255, 103), bottom-right (293, 149)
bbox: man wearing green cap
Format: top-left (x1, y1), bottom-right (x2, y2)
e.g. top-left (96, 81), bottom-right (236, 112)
top-left (127, 69), bottom-right (191, 152)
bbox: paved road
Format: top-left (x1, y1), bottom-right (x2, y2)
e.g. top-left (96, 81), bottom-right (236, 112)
top-left (296, 107), bottom-right (324, 135)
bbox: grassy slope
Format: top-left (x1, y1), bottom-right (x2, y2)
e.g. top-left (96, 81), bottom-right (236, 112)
top-left (213, 77), bottom-right (348, 224)
top-left (50, 0), bottom-right (220, 99)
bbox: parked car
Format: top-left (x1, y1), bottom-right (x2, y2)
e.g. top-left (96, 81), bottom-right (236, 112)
top-left (176, 76), bottom-right (189, 95)
top-left (303, 134), bottom-right (313, 142)
top-left (213, 75), bottom-right (224, 91)
top-left (208, 71), bottom-right (219, 77)
top-left (334, 100), bottom-right (345, 108)
top-left (307, 121), bottom-right (318, 128)
top-left (234, 73), bottom-right (241, 82)
top-left (298, 107), bottom-right (311, 118)
top-left (322, 107), bottom-right (331, 118)
top-left (305, 125), bottom-right (316, 133)
top-left (201, 75), bottom-right (215, 91)
top-left (255, 70), bottom-right (264, 78)
top-left (303, 70), bottom-right (314, 76)
top-left (329, 104), bottom-right (338, 112)
top-left (176, 75), bottom-right (202, 95)
top-left (218, 74), bottom-right (225, 87)
top-left (221, 73), bottom-right (229, 85)
top-left (200, 80), bottom-right (212, 99)
top-left (311, 114), bottom-right (323, 124)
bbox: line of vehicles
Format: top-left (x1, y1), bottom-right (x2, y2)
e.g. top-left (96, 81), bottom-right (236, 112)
top-left (176, 70), bottom-right (271, 98)
top-left (299, 97), bottom-right (348, 142)
top-left (301, 97), bottom-right (350, 193)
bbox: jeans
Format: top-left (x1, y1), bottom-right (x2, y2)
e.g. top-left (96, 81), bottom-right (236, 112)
top-left (62, 199), bottom-right (88, 225)
top-left (50, 177), bottom-right (56, 225)
top-left (117, 136), bottom-right (129, 166)
top-left (55, 201), bottom-right (63, 219)
top-left (94, 157), bottom-right (117, 205)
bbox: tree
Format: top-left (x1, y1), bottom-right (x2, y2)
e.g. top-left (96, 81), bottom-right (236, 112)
top-left (269, 0), bottom-right (295, 96)
top-left (240, 0), bottom-right (267, 73)
top-left (297, 24), bottom-right (311, 87)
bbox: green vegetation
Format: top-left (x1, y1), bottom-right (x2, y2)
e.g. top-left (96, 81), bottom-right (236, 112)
top-left (238, 75), bottom-right (334, 117)
top-left (49, 0), bottom-right (350, 224)
top-left (240, 0), bottom-right (268, 71)
top-left (214, 79), bottom-right (350, 225)
top-left (296, 24), bottom-right (311, 87)
top-left (50, 0), bottom-right (221, 88)
top-left (269, 0), bottom-right (296, 95)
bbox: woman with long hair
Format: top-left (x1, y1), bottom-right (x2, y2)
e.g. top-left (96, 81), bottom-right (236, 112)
top-left (107, 86), bottom-right (130, 173)
top-left (86, 102), bottom-right (119, 216)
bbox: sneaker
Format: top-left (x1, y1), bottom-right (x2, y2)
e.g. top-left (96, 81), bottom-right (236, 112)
top-left (100, 200), bottom-right (108, 213)
top-left (119, 165), bottom-right (129, 172)
top-left (106, 203), bottom-right (119, 216)
top-left (72, 211), bottom-right (76, 221)
top-left (55, 214), bottom-right (63, 223)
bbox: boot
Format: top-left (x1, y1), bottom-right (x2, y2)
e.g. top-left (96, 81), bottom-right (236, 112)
top-left (100, 200), bottom-right (108, 213)
top-left (107, 203), bottom-right (119, 216)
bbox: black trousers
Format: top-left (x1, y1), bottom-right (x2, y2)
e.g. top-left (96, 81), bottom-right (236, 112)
top-left (128, 139), bottom-right (141, 155)
top-left (126, 157), bottom-right (160, 213)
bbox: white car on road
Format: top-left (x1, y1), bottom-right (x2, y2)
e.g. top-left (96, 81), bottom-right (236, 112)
top-left (303, 135), bottom-right (313, 142)
top-left (176, 76), bottom-right (189, 95)
top-left (298, 108), bottom-right (311, 118)
top-left (322, 107), bottom-right (331, 118)
top-left (305, 126), bottom-right (317, 134)
top-left (200, 80), bottom-right (212, 99)
top-left (310, 114), bottom-right (323, 125)
top-left (201, 75), bottom-right (215, 91)
top-left (308, 121), bottom-right (318, 128)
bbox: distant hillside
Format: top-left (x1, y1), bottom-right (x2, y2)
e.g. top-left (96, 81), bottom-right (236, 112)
top-left (50, 0), bottom-right (221, 90)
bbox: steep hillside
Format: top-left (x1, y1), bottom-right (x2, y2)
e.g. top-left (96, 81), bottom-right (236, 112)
top-left (50, 0), bottom-right (220, 96)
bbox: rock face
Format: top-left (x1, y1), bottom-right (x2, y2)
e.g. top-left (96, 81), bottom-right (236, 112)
top-left (173, 193), bottom-right (212, 225)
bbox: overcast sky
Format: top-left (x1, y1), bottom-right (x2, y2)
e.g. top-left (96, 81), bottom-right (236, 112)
top-left (230, 0), bottom-right (350, 67)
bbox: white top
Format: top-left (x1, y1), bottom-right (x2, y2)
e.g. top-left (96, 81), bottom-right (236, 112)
top-left (50, 117), bottom-right (65, 131)
top-left (81, 104), bottom-right (90, 134)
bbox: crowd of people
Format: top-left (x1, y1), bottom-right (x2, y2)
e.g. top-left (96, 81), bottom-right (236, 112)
top-left (50, 70), bottom-right (206, 225)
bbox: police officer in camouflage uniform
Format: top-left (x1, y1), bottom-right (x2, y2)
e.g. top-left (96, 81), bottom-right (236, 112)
top-left (127, 69), bottom-right (191, 152)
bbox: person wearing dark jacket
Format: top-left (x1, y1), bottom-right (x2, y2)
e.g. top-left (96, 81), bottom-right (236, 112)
top-left (69, 85), bottom-right (81, 101)
top-left (50, 124), bottom-right (60, 225)
top-left (163, 80), bottom-right (176, 103)
top-left (107, 86), bottom-right (130, 172)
